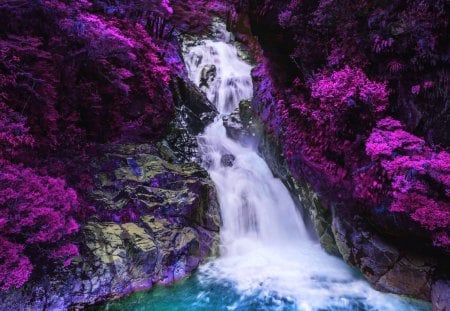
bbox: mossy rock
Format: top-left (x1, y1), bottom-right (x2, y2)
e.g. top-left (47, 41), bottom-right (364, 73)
top-left (88, 144), bottom-right (220, 232)
top-left (84, 222), bottom-right (157, 265)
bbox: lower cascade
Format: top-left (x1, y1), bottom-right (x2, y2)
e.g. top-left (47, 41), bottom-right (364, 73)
top-left (101, 23), bottom-right (430, 311)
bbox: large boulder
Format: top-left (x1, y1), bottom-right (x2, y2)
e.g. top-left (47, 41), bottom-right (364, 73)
top-left (0, 143), bottom-right (220, 310)
top-left (161, 77), bottom-right (218, 163)
top-left (332, 206), bottom-right (437, 300)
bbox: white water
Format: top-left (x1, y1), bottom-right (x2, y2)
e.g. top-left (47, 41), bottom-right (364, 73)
top-left (183, 23), bottom-right (428, 311)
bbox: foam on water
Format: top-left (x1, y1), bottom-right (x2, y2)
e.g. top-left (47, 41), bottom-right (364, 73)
top-left (96, 22), bottom-right (430, 311)
top-left (181, 22), bottom-right (430, 311)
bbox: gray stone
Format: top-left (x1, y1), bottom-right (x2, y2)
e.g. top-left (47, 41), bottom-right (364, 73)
top-left (332, 207), bottom-right (436, 300)
top-left (0, 143), bottom-right (221, 310)
top-left (432, 280), bottom-right (450, 311)
top-left (221, 154), bottom-right (236, 167)
top-left (163, 77), bottom-right (218, 163)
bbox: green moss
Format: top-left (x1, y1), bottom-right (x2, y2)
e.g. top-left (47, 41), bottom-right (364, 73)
top-left (121, 223), bottom-right (156, 253)
top-left (84, 222), bottom-right (156, 264)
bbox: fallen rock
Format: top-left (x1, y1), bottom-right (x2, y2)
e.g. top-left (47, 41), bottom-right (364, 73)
top-left (221, 154), bottom-right (236, 167)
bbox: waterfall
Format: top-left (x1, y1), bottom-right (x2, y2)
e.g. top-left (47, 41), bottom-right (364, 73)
top-left (179, 23), bottom-right (428, 311)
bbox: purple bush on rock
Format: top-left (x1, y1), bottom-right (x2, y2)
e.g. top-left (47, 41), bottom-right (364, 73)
top-left (365, 118), bottom-right (450, 248)
top-left (0, 163), bottom-right (80, 290)
top-left (311, 66), bottom-right (388, 113)
top-left (0, 237), bottom-right (32, 291)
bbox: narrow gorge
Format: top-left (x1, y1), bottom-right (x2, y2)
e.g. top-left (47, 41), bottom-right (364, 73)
top-left (0, 1), bottom-right (448, 310)
top-left (97, 22), bottom-right (433, 311)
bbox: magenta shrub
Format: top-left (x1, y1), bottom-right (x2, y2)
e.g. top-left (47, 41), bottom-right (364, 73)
top-left (0, 163), bottom-right (80, 290)
top-left (365, 118), bottom-right (450, 248)
top-left (0, 237), bottom-right (32, 291)
top-left (311, 66), bottom-right (388, 114)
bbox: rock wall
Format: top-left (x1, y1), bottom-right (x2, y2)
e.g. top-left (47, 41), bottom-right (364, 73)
top-left (247, 71), bottom-right (448, 305)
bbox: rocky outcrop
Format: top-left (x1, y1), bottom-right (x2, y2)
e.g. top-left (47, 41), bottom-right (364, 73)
top-left (0, 144), bottom-right (220, 310)
top-left (160, 77), bottom-right (218, 164)
top-left (332, 206), bottom-right (437, 300)
top-left (223, 100), bottom-right (262, 146)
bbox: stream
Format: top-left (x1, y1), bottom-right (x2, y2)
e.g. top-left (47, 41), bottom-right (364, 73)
top-left (99, 23), bottom-right (430, 311)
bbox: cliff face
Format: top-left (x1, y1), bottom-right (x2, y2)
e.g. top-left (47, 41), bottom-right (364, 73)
top-left (1, 143), bottom-right (220, 310)
top-left (226, 0), bottom-right (449, 305)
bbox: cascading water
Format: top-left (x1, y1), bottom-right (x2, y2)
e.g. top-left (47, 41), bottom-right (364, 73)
top-left (99, 23), bottom-right (430, 311)
top-left (183, 23), bottom-right (428, 311)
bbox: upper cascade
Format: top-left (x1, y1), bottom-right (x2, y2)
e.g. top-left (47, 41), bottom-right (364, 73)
top-left (183, 23), bottom-right (253, 114)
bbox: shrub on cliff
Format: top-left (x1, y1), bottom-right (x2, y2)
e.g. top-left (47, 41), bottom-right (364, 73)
top-left (363, 118), bottom-right (450, 250)
top-left (0, 0), bottom-right (174, 154)
top-left (273, 65), bottom-right (388, 190)
top-left (0, 163), bottom-right (80, 291)
top-left (250, 0), bottom-right (449, 145)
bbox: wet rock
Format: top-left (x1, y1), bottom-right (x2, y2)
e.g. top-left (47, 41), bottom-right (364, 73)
top-left (223, 100), bottom-right (262, 146)
top-left (171, 77), bottom-right (217, 135)
top-left (221, 154), bottom-right (236, 167)
top-left (0, 143), bottom-right (221, 310)
top-left (199, 64), bottom-right (217, 89)
top-left (295, 182), bottom-right (339, 255)
top-left (222, 113), bottom-right (245, 140)
top-left (332, 207), bottom-right (436, 300)
top-left (432, 280), bottom-right (450, 311)
top-left (163, 77), bottom-right (218, 163)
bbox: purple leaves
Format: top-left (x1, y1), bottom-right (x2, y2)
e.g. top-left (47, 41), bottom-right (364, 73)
top-left (0, 164), bottom-right (79, 291)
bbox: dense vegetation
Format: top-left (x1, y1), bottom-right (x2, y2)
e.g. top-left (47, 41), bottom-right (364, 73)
top-left (0, 0), bottom-right (448, 295)
top-left (0, 0), bottom-right (227, 291)
top-left (246, 0), bottom-right (449, 253)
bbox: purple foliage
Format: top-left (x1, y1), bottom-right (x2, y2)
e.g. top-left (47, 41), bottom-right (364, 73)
top-left (248, 0), bottom-right (450, 253)
top-left (365, 118), bottom-right (450, 248)
top-left (0, 163), bottom-right (80, 290)
top-left (0, 237), bottom-right (32, 291)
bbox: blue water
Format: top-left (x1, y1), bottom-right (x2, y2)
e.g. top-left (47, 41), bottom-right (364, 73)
top-left (95, 270), bottom-right (430, 311)
top-left (94, 22), bottom-right (432, 311)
